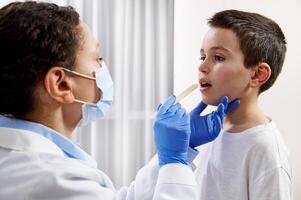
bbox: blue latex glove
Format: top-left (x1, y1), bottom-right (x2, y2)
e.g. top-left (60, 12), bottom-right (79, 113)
top-left (153, 95), bottom-right (191, 167)
top-left (189, 96), bottom-right (240, 148)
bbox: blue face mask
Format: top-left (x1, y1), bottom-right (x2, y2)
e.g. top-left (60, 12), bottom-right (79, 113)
top-left (63, 62), bottom-right (114, 126)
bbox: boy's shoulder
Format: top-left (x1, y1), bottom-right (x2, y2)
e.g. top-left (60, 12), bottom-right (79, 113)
top-left (243, 121), bottom-right (288, 158)
top-left (232, 121), bottom-right (291, 177)
top-left (242, 121), bottom-right (292, 183)
top-left (224, 121), bottom-right (289, 162)
top-left (196, 121), bottom-right (290, 173)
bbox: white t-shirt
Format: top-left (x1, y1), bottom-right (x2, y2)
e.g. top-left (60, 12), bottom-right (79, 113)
top-left (194, 121), bottom-right (292, 200)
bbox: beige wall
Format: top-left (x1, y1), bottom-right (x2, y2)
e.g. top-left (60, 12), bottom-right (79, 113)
top-left (174, 0), bottom-right (301, 199)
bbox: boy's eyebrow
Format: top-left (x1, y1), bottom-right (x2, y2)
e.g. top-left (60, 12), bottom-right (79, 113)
top-left (200, 46), bottom-right (231, 54)
top-left (211, 46), bottom-right (231, 53)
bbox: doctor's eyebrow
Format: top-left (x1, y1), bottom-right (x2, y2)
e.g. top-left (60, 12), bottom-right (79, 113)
top-left (96, 43), bottom-right (100, 50)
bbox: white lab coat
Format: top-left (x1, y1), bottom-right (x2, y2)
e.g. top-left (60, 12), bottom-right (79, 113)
top-left (0, 127), bottom-right (198, 200)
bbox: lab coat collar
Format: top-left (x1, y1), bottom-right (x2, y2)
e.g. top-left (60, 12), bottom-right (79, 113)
top-left (0, 115), bottom-right (97, 168)
top-left (0, 127), bottom-right (65, 155)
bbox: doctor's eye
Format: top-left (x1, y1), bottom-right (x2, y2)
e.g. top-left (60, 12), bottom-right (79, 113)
top-left (97, 57), bottom-right (103, 67)
top-left (98, 57), bottom-right (103, 63)
top-left (213, 55), bottom-right (225, 62)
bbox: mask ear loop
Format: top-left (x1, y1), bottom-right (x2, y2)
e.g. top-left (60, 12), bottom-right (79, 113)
top-left (62, 68), bottom-right (96, 80)
top-left (62, 68), bottom-right (97, 106)
top-left (74, 99), bottom-right (95, 106)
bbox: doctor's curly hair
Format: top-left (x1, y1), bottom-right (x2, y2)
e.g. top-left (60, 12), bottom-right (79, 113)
top-left (0, 1), bottom-right (81, 117)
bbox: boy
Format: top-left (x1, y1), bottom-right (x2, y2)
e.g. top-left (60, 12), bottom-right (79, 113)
top-left (194, 10), bottom-right (292, 199)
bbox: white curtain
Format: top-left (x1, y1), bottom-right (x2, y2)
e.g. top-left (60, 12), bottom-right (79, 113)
top-left (69, 0), bottom-right (174, 188)
top-left (0, 0), bottom-right (174, 188)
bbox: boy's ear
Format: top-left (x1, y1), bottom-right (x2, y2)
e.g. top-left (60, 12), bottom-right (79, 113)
top-left (249, 62), bottom-right (271, 88)
top-left (44, 67), bottom-right (75, 104)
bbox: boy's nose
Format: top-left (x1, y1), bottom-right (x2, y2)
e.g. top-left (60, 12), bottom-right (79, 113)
top-left (198, 62), bottom-right (210, 74)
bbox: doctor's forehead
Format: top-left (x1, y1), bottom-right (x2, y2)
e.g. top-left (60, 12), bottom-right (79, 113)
top-left (77, 21), bottom-right (100, 52)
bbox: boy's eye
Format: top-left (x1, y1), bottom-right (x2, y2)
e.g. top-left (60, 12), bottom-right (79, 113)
top-left (214, 55), bottom-right (225, 62)
top-left (200, 56), bottom-right (206, 61)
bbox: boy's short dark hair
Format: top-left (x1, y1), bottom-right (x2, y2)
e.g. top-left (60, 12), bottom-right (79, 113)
top-left (208, 10), bottom-right (286, 93)
top-left (0, 1), bottom-right (81, 117)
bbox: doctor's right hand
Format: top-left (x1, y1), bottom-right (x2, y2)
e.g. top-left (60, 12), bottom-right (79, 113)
top-left (153, 95), bottom-right (191, 167)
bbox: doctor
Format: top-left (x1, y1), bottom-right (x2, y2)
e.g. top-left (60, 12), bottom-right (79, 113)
top-left (0, 1), bottom-right (238, 200)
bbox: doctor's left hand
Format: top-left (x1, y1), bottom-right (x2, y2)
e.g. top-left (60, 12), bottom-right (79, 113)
top-left (189, 96), bottom-right (240, 148)
top-left (153, 95), bottom-right (191, 167)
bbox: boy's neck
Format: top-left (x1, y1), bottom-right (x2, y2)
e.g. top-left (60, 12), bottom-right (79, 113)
top-left (223, 96), bottom-right (270, 133)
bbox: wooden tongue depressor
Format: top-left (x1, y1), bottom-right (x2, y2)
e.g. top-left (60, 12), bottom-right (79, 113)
top-left (152, 83), bottom-right (199, 118)
top-left (175, 83), bottom-right (198, 103)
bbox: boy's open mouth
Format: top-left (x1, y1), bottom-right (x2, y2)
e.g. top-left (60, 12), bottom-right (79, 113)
top-left (199, 79), bottom-right (212, 91)
top-left (201, 82), bottom-right (212, 87)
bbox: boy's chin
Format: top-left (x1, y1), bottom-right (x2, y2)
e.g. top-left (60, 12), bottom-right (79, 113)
top-left (201, 96), bottom-right (220, 106)
top-left (202, 95), bottom-right (235, 106)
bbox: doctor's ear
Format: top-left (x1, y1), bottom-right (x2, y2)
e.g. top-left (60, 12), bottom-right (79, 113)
top-left (249, 63), bottom-right (271, 88)
top-left (44, 67), bottom-right (75, 104)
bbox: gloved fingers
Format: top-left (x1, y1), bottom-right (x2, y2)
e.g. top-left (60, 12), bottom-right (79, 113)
top-left (190, 101), bottom-right (208, 116)
top-left (156, 104), bottom-right (162, 111)
top-left (211, 102), bottom-right (225, 136)
top-left (225, 99), bottom-right (240, 113)
top-left (167, 103), bottom-right (181, 114)
top-left (216, 101), bottom-right (225, 117)
top-left (218, 96), bottom-right (229, 111)
top-left (158, 95), bottom-right (176, 114)
top-left (212, 112), bottom-right (223, 137)
top-left (176, 107), bottom-right (186, 117)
